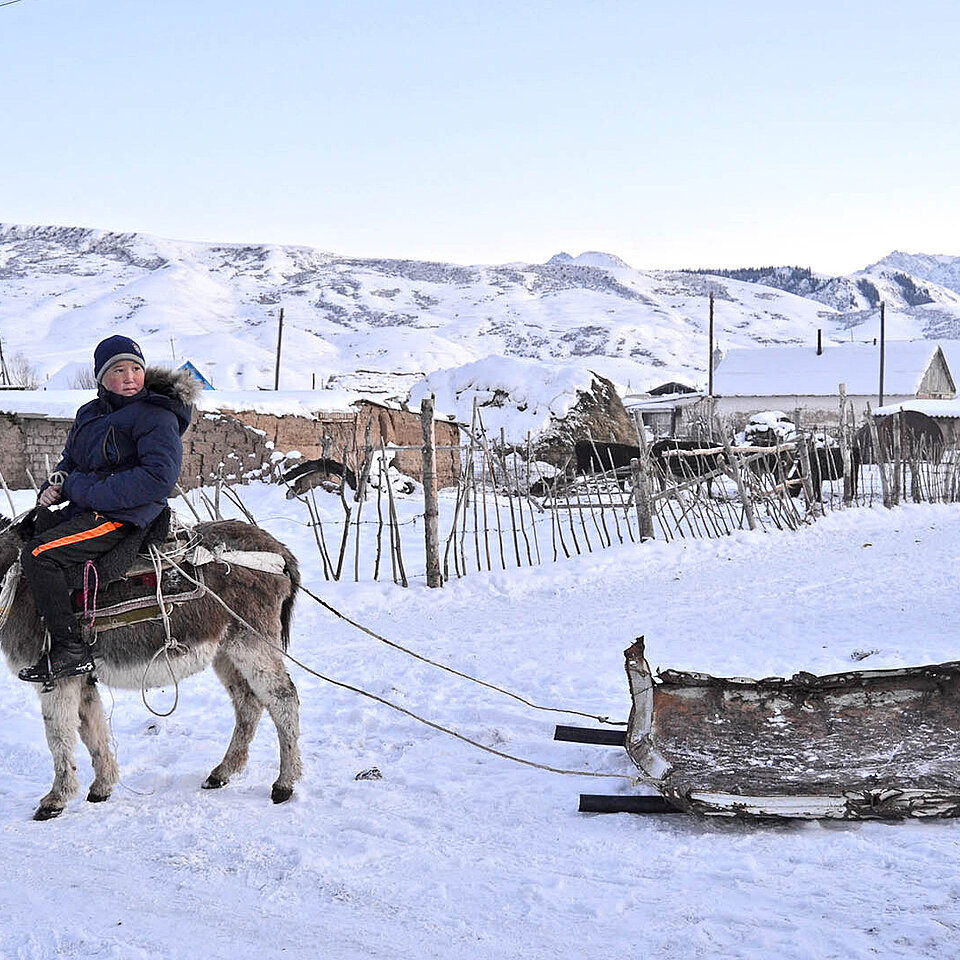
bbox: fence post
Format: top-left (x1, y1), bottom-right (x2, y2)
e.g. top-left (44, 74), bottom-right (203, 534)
top-left (866, 404), bottom-right (893, 508)
top-left (421, 396), bottom-right (442, 587)
top-left (630, 458), bottom-right (655, 541)
top-left (796, 435), bottom-right (821, 518)
top-left (720, 433), bottom-right (757, 531)
top-left (838, 384), bottom-right (854, 506)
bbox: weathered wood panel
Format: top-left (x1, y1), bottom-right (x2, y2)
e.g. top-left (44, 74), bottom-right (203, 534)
top-left (624, 637), bottom-right (960, 819)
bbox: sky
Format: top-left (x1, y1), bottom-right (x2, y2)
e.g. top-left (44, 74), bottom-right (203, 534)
top-left (2, 0), bottom-right (958, 275)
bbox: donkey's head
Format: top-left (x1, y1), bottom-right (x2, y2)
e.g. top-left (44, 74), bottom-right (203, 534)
top-left (0, 511), bottom-right (27, 578)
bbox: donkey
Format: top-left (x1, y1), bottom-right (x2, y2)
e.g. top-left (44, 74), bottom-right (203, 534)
top-left (0, 516), bottom-right (302, 821)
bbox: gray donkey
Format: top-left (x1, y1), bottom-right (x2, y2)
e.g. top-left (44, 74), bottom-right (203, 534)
top-left (0, 516), bottom-right (302, 820)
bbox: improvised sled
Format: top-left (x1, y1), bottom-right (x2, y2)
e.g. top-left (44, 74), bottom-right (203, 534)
top-left (569, 637), bottom-right (960, 821)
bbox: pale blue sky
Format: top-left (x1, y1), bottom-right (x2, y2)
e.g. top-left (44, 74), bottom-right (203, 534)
top-left (2, 0), bottom-right (957, 274)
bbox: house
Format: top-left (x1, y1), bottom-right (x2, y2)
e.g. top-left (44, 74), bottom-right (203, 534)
top-left (177, 361), bottom-right (215, 390)
top-left (623, 386), bottom-right (713, 438)
top-left (712, 341), bottom-right (957, 427)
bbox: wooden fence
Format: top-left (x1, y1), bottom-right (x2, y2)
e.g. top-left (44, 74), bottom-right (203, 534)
top-left (253, 405), bottom-right (960, 587)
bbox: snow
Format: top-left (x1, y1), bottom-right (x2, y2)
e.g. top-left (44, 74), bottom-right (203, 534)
top-left (875, 398), bottom-right (960, 418)
top-left (0, 389), bottom-right (427, 421)
top-left (409, 356), bottom-right (597, 440)
top-left (3, 481), bottom-right (960, 959)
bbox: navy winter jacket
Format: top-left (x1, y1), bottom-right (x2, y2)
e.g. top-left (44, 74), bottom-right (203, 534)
top-left (53, 368), bottom-right (197, 528)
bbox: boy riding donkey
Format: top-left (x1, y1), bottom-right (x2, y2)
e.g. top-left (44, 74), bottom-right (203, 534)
top-left (18, 335), bottom-right (197, 685)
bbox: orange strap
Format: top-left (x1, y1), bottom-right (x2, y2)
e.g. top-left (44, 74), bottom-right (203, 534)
top-left (32, 520), bottom-right (125, 557)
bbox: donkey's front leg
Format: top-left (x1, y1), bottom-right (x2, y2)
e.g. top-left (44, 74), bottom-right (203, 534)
top-left (78, 676), bottom-right (120, 803)
top-left (34, 677), bottom-right (84, 820)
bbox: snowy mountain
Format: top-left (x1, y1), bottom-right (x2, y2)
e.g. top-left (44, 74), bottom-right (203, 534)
top-left (867, 251), bottom-right (960, 296)
top-left (688, 260), bottom-right (960, 338)
top-left (2, 224), bottom-right (959, 411)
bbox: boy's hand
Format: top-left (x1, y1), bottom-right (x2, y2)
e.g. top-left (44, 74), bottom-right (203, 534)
top-left (38, 485), bottom-right (63, 507)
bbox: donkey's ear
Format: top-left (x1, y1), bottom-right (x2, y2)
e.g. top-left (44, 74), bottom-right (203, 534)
top-left (6, 507), bottom-right (38, 540)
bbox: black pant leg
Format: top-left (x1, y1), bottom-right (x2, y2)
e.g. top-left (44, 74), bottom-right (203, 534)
top-left (21, 511), bottom-right (131, 639)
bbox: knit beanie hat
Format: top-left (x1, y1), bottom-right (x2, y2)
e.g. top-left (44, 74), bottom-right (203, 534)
top-left (94, 335), bottom-right (145, 383)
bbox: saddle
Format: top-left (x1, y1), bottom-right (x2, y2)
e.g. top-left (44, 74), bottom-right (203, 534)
top-left (2, 507), bottom-right (289, 638)
top-left (66, 509), bottom-right (207, 636)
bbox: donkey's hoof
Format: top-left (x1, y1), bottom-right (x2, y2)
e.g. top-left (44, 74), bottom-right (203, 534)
top-left (87, 791), bottom-right (110, 804)
top-left (202, 774), bottom-right (229, 790)
top-left (33, 805), bottom-right (64, 821)
top-left (271, 784), bottom-right (294, 804)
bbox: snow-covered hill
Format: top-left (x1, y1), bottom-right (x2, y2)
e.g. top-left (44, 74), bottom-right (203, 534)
top-left (2, 224), bottom-right (959, 411)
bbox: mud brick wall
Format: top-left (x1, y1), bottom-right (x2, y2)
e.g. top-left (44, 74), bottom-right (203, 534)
top-left (222, 401), bottom-right (461, 487)
top-left (0, 403), bottom-right (461, 492)
top-left (0, 410), bottom-right (268, 492)
top-left (179, 412), bottom-right (272, 489)
top-left (0, 413), bottom-right (73, 489)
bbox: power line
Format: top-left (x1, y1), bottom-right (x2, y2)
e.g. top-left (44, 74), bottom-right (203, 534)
top-left (0, 1), bottom-right (26, 8)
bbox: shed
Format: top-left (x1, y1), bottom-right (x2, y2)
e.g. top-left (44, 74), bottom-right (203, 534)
top-left (713, 341), bottom-right (956, 427)
top-left (873, 397), bottom-right (960, 446)
top-left (623, 389), bottom-right (713, 438)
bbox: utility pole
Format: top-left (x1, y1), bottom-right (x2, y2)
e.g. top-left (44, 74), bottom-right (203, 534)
top-left (708, 290), bottom-right (715, 397)
top-left (878, 301), bottom-right (886, 407)
top-left (0, 337), bottom-right (10, 386)
top-left (274, 307), bottom-right (284, 390)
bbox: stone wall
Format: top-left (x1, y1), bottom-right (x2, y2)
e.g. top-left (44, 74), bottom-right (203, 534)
top-left (222, 400), bottom-right (461, 487)
top-left (0, 412), bottom-right (73, 489)
top-left (0, 402), bottom-right (462, 492)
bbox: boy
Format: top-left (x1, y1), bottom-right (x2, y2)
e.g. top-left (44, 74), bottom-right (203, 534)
top-left (19, 335), bottom-right (195, 684)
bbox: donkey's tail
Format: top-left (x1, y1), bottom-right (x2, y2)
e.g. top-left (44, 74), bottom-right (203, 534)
top-left (280, 547), bottom-right (300, 652)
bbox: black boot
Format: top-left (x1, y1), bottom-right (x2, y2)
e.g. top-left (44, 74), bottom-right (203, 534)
top-left (19, 633), bottom-right (95, 684)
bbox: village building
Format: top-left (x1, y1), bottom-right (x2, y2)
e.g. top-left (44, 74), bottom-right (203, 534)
top-left (711, 341), bottom-right (957, 428)
top-left (622, 383), bottom-right (713, 438)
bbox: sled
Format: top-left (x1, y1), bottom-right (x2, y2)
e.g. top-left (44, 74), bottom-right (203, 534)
top-left (623, 637), bottom-right (960, 820)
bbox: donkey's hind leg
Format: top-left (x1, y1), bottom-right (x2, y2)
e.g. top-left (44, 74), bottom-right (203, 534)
top-left (78, 676), bottom-right (120, 803)
top-left (203, 651), bottom-right (265, 790)
top-left (34, 677), bottom-right (84, 820)
top-left (222, 634), bottom-right (302, 803)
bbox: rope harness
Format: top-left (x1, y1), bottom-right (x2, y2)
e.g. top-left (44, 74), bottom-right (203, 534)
top-left (156, 553), bottom-right (645, 785)
top-left (297, 583), bottom-right (628, 728)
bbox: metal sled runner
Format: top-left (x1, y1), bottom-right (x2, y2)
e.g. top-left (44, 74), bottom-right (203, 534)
top-left (622, 637), bottom-right (960, 820)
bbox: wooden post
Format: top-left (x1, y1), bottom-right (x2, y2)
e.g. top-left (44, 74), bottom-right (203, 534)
top-left (891, 410), bottom-right (903, 505)
top-left (421, 396), bottom-right (442, 587)
top-left (866, 404), bottom-right (892, 508)
top-left (797, 434), bottom-right (821, 518)
top-left (630, 458), bottom-right (655, 541)
top-left (274, 307), bottom-right (284, 390)
top-left (721, 433), bottom-right (756, 531)
top-left (878, 301), bottom-right (886, 407)
top-left (838, 384), bottom-right (854, 506)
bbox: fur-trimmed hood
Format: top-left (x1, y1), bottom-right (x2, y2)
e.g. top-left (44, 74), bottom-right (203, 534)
top-left (93, 366), bottom-right (198, 437)
top-left (144, 366), bottom-right (202, 408)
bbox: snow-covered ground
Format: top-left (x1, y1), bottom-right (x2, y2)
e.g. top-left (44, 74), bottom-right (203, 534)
top-left (3, 483), bottom-right (960, 959)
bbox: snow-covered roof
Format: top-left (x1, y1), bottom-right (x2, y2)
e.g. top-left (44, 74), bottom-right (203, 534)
top-left (874, 398), bottom-right (960, 419)
top-left (714, 341), bottom-right (951, 397)
top-left (623, 391), bottom-right (708, 412)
